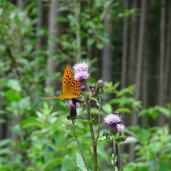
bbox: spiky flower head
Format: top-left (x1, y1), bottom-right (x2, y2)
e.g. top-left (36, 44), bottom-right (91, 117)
top-left (104, 112), bottom-right (125, 134)
top-left (73, 62), bottom-right (90, 81)
top-left (104, 114), bottom-right (121, 125)
top-left (116, 124), bottom-right (125, 132)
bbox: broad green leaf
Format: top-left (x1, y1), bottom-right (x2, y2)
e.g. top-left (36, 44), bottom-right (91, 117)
top-left (102, 104), bottom-right (112, 113)
top-left (41, 158), bottom-right (62, 171)
top-left (6, 79), bottom-right (21, 92)
top-left (76, 152), bottom-right (88, 171)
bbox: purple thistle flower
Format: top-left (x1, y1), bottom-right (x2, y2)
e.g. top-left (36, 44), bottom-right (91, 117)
top-left (73, 62), bottom-right (90, 81)
top-left (67, 100), bottom-right (80, 109)
top-left (104, 114), bottom-right (121, 125)
top-left (73, 62), bottom-right (89, 72)
top-left (116, 124), bottom-right (125, 132)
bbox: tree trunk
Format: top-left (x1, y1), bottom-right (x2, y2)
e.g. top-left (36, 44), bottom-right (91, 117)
top-left (46, 0), bottom-right (58, 88)
top-left (121, 0), bottom-right (129, 88)
top-left (102, 2), bottom-right (113, 81)
top-left (165, 0), bottom-right (171, 102)
top-left (128, 0), bottom-right (139, 85)
top-left (134, 0), bottom-right (147, 123)
top-left (74, 0), bottom-right (81, 61)
top-left (36, 0), bottom-right (44, 51)
top-left (158, 0), bottom-right (167, 126)
top-left (130, 0), bottom-right (148, 161)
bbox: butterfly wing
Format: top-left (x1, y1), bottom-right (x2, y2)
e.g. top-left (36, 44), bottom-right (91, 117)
top-left (58, 65), bottom-right (80, 99)
top-left (43, 65), bottom-right (80, 100)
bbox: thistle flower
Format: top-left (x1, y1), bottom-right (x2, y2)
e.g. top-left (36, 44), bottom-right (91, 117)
top-left (67, 100), bottom-right (80, 109)
top-left (104, 114), bottom-right (121, 125)
top-left (104, 113), bottom-right (124, 134)
top-left (73, 62), bottom-right (90, 81)
top-left (116, 124), bottom-right (125, 132)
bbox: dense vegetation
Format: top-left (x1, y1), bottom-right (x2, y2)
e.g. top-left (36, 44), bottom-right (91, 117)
top-left (0, 0), bottom-right (171, 171)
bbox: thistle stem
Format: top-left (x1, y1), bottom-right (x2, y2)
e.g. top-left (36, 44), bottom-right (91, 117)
top-left (112, 136), bottom-right (121, 171)
top-left (96, 95), bottom-right (102, 142)
top-left (71, 120), bottom-right (89, 171)
top-left (112, 136), bottom-right (116, 171)
top-left (86, 101), bottom-right (97, 171)
top-left (116, 143), bottom-right (121, 170)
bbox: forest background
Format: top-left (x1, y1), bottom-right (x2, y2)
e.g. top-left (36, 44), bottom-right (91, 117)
top-left (0, 0), bottom-right (171, 171)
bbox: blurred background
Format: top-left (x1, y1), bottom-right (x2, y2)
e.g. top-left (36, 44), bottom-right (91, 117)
top-left (0, 0), bottom-right (171, 171)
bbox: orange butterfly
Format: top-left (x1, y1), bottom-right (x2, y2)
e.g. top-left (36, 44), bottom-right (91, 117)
top-left (43, 65), bottom-right (80, 100)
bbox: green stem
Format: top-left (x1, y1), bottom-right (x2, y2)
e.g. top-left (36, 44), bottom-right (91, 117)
top-left (112, 136), bottom-right (116, 171)
top-left (96, 95), bottom-right (102, 142)
top-left (86, 101), bottom-right (97, 171)
top-left (116, 142), bottom-right (121, 171)
top-left (71, 120), bottom-right (89, 171)
top-left (112, 136), bottom-right (121, 171)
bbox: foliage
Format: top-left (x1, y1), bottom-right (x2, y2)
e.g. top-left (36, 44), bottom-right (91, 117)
top-left (123, 126), bottom-right (171, 171)
top-left (0, 1), bottom-right (171, 171)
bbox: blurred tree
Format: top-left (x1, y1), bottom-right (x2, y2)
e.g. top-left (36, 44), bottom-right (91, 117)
top-left (121, 0), bottom-right (129, 88)
top-left (158, 0), bottom-right (167, 126)
top-left (46, 0), bottom-right (58, 88)
top-left (102, 1), bottom-right (113, 81)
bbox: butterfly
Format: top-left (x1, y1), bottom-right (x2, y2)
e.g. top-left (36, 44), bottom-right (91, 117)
top-left (43, 65), bottom-right (80, 100)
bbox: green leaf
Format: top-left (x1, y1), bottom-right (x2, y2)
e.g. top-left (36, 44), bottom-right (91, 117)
top-left (76, 152), bottom-right (87, 171)
top-left (21, 117), bottom-right (37, 129)
top-left (116, 85), bottom-right (135, 97)
top-left (6, 79), bottom-right (21, 92)
top-left (102, 104), bottom-right (112, 113)
top-left (116, 108), bottom-right (131, 114)
top-left (4, 90), bottom-right (20, 101)
top-left (18, 97), bottom-right (31, 111)
top-left (155, 106), bottom-right (171, 117)
top-left (0, 139), bottom-right (11, 147)
top-left (123, 136), bottom-right (137, 144)
top-left (11, 124), bottom-right (22, 136)
top-left (41, 158), bottom-right (61, 171)
top-left (0, 148), bottom-right (12, 155)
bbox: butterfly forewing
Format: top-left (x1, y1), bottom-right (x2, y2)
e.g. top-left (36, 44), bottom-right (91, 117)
top-left (43, 65), bottom-right (80, 100)
top-left (59, 65), bottom-right (80, 99)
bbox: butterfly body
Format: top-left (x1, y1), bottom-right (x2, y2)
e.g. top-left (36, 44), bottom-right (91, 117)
top-left (43, 65), bottom-right (80, 100)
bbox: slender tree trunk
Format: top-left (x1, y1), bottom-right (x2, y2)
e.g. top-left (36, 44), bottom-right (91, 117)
top-left (74, 0), bottom-right (81, 61)
top-left (46, 0), bottom-right (58, 88)
top-left (102, 2), bottom-right (113, 81)
top-left (158, 0), bottom-right (167, 126)
top-left (128, 0), bottom-right (139, 84)
top-left (121, 0), bottom-right (129, 88)
top-left (17, 0), bottom-right (24, 8)
top-left (142, 44), bottom-right (148, 108)
top-left (168, 0), bottom-right (171, 104)
top-left (0, 98), bottom-right (6, 139)
top-left (134, 0), bottom-right (147, 123)
top-left (130, 0), bottom-right (148, 161)
top-left (165, 0), bottom-right (171, 102)
top-left (36, 0), bottom-right (43, 51)
top-left (141, 37), bottom-right (149, 128)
